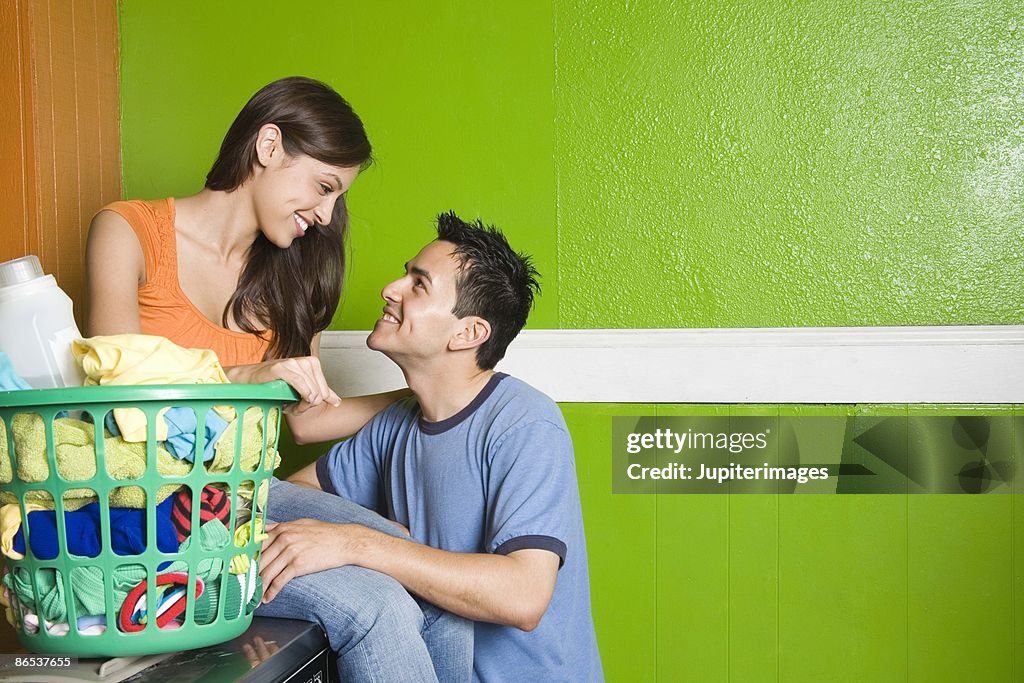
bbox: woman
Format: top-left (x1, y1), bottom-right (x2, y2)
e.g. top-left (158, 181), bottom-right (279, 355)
top-left (85, 77), bottom-right (470, 682)
top-left (87, 76), bottom-right (399, 431)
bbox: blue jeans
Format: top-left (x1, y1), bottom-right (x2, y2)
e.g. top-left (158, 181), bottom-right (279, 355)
top-left (255, 479), bottom-right (473, 682)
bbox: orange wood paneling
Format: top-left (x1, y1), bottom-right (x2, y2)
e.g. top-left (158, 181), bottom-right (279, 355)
top-left (0, 0), bottom-right (40, 265)
top-left (0, 0), bottom-right (121, 327)
top-left (0, 0), bottom-right (119, 653)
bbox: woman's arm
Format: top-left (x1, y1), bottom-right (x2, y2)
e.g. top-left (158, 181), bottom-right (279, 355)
top-left (225, 355), bottom-right (341, 406)
top-left (85, 211), bottom-right (145, 336)
top-left (285, 388), bottom-right (410, 444)
top-left (282, 333), bottom-right (411, 443)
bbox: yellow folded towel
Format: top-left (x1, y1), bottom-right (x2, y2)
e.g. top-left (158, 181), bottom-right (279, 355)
top-left (210, 407), bottom-right (281, 474)
top-left (0, 409), bottom-right (278, 511)
top-left (72, 334), bottom-right (229, 387)
top-left (0, 414), bottom-right (190, 510)
top-left (72, 335), bottom-right (234, 442)
top-left (0, 502), bottom-right (45, 560)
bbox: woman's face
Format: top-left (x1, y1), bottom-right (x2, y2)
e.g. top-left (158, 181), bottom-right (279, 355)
top-left (253, 152), bottom-right (360, 248)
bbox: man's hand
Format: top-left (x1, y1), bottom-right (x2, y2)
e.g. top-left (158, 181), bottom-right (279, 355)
top-left (242, 636), bottom-right (280, 668)
top-left (258, 519), bottom-right (366, 603)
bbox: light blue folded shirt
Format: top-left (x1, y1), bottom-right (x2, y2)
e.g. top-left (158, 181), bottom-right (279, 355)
top-left (104, 407), bottom-right (229, 462)
top-left (0, 351), bottom-right (31, 390)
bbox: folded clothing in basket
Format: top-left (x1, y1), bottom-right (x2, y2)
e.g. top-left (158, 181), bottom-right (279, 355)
top-left (11, 496), bottom-right (178, 559)
top-left (0, 352), bottom-right (31, 391)
top-left (0, 408), bottom-right (280, 511)
top-left (4, 560), bottom-right (187, 622)
top-left (72, 335), bottom-right (234, 443)
top-left (161, 408), bottom-right (230, 462)
top-left (170, 484), bottom-right (230, 542)
top-left (3, 513), bottom-right (263, 633)
top-left (0, 415), bottom-right (189, 510)
top-left (117, 571), bottom-right (202, 632)
top-left (104, 407), bottom-right (230, 463)
top-left (72, 335), bottom-right (230, 388)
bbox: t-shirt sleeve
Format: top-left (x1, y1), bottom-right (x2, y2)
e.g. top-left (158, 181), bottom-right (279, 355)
top-left (485, 419), bottom-right (579, 568)
top-left (315, 409), bottom-right (393, 514)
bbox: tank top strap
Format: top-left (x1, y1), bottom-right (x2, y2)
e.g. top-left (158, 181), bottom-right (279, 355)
top-left (98, 198), bottom-right (178, 290)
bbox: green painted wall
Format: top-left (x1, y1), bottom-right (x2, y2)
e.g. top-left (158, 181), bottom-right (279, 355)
top-left (118, 0), bottom-right (559, 328)
top-left (117, 1), bottom-right (1023, 681)
top-left (119, 0), bottom-right (1023, 331)
top-left (555, 1), bottom-right (1023, 327)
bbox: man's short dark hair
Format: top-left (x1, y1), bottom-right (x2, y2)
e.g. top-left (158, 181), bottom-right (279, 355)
top-left (436, 211), bottom-right (541, 370)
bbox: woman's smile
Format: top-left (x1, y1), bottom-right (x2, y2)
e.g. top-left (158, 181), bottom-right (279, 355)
top-left (293, 212), bottom-right (312, 237)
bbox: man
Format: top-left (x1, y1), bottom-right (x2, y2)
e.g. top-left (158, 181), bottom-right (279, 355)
top-left (258, 212), bottom-right (603, 681)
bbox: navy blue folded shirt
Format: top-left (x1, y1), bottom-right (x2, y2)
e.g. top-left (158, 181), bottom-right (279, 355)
top-left (13, 496), bottom-right (178, 559)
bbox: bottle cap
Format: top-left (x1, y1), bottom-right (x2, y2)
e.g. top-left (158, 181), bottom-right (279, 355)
top-left (0, 255), bottom-right (45, 288)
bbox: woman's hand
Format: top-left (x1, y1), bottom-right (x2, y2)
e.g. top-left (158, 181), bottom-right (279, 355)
top-left (227, 357), bottom-right (341, 408)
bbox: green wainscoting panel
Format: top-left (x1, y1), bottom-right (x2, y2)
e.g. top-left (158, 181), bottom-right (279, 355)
top-left (655, 404), bottom-right (730, 681)
top-left (778, 405), bottom-right (908, 683)
top-left (906, 405), bottom-right (1015, 683)
top-left (562, 403), bottom-right (657, 682)
top-left (273, 423), bottom-right (330, 481)
top-left (727, 405), bottom-right (780, 682)
top-left (1016, 407), bottom-right (1024, 682)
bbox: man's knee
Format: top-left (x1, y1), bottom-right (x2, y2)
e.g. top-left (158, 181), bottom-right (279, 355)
top-left (341, 569), bottom-right (424, 641)
top-left (270, 567), bottom-right (424, 653)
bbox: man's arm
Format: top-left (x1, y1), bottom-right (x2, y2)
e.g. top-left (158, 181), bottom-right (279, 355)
top-left (285, 461), bottom-right (322, 490)
top-left (258, 520), bottom-right (560, 631)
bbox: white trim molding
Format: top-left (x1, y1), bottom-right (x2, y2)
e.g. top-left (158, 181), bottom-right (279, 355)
top-left (319, 326), bottom-right (1024, 404)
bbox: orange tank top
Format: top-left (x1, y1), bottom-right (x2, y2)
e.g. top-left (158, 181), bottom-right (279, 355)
top-left (99, 198), bottom-right (271, 367)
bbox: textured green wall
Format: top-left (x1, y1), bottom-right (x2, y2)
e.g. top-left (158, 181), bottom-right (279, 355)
top-left (117, 1), bottom-right (1022, 681)
top-left (119, 0), bottom-right (1022, 331)
top-left (555, 1), bottom-right (1023, 327)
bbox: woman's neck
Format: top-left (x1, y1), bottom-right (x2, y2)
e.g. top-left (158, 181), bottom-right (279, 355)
top-left (174, 187), bottom-right (260, 263)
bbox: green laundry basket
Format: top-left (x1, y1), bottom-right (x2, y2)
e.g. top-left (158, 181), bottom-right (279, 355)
top-left (0, 380), bottom-right (296, 657)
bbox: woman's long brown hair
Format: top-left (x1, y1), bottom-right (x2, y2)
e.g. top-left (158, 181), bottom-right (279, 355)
top-left (205, 77), bottom-right (372, 360)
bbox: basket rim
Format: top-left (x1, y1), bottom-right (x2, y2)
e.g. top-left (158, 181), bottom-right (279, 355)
top-left (0, 380), bottom-right (298, 408)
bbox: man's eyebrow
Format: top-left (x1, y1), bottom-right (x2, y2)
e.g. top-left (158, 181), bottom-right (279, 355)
top-left (411, 266), bottom-right (433, 283)
top-left (404, 262), bottom-right (433, 284)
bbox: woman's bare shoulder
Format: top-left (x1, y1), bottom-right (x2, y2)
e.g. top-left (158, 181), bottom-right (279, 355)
top-left (87, 209), bottom-right (145, 280)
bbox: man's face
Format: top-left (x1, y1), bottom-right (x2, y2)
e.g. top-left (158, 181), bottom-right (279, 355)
top-left (367, 240), bottom-right (465, 361)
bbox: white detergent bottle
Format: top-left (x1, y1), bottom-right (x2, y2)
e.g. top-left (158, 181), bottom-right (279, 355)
top-left (0, 255), bottom-right (85, 388)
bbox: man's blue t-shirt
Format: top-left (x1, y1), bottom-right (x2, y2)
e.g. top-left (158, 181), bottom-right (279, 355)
top-left (316, 373), bottom-right (603, 682)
